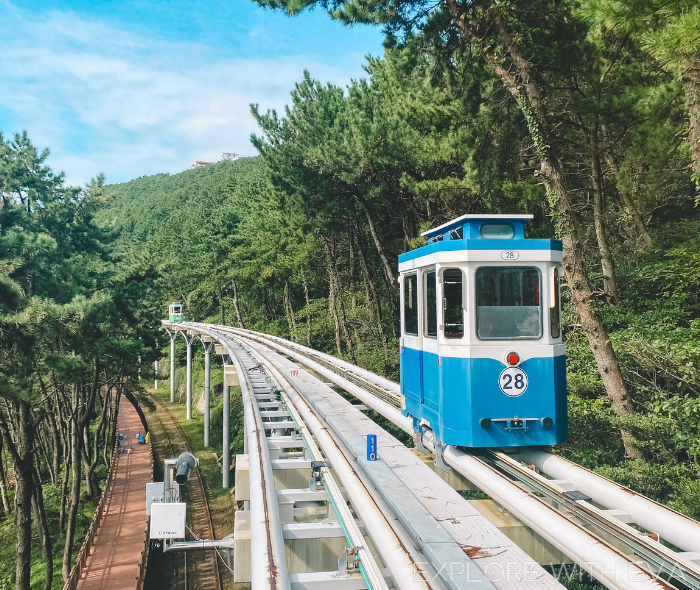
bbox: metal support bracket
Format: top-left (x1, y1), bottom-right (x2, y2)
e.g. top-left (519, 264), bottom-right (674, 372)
top-left (433, 439), bottom-right (451, 473)
top-left (413, 429), bottom-right (431, 456)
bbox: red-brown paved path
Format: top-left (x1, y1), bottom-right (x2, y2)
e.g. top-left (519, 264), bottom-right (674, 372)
top-left (77, 399), bottom-right (152, 590)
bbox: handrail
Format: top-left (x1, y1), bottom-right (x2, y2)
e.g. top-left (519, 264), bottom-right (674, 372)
top-left (134, 439), bottom-right (154, 590)
top-left (62, 426), bottom-right (120, 590)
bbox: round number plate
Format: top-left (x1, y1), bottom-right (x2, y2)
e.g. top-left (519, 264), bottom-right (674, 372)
top-left (499, 367), bottom-right (528, 397)
top-left (501, 250), bottom-right (519, 260)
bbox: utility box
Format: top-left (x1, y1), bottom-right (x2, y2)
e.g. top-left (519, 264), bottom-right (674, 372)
top-left (234, 510), bottom-right (251, 583)
top-left (235, 454), bottom-right (250, 502)
top-left (224, 365), bottom-right (240, 387)
top-left (150, 503), bottom-right (186, 539)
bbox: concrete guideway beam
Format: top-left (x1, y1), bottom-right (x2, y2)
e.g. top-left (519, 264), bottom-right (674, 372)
top-left (181, 324), bottom-right (290, 590)
top-left (240, 337), bottom-right (455, 590)
top-left (217, 325), bottom-right (679, 590)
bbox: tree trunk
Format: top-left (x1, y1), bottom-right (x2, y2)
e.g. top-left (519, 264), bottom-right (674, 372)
top-left (32, 466), bottom-right (53, 590)
top-left (63, 415), bottom-right (82, 580)
top-left (0, 401), bottom-right (35, 590)
top-left (445, 2), bottom-right (641, 459)
top-left (261, 286), bottom-right (271, 325)
top-left (331, 261), bottom-right (357, 363)
top-left (231, 278), bottom-right (245, 329)
top-left (590, 128), bottom-right (621, 303)
top-left (601, 128), bottom-right (653, 250)
top-left (37, 429), bottom-right (53, 483)
top-left (0, 437), bottom-right (10, 515)
top-left (46, 409), bottom-right (61, 484)
top-left (328, 267), bottom-right (343, 356)
top-left (284, 280), bottom-right (297, 341)
top-left (354, 219), bottom-right (383, 327)
top-left (681, 61), bottom-right (700, 184)
top-left (58, 452), bottom-right (70, 531)
top-left (348, 229), bottom-right (360, 343)
top-left (355, 196), bottom-right (397, 289)
top-left (301, 267), bottom-right (312, 347)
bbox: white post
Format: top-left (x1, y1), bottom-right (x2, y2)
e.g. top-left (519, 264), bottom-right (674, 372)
top-left (186, 337), bottom-right (193, 420)
top-left (170, 332), bottom-right (176, 403)
top-left (155, 359), bottom-right (159, 390)
top-left (204, 343), bottom-right (212, 446)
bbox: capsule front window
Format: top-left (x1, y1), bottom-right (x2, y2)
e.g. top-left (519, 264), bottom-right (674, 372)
top-left (475, 266), bottom-right (543, 339)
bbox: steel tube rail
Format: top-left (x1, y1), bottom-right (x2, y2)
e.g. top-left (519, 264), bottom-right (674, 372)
top-left (232, 327), bottom-right (700, 562)
top-left (236, 334), bottom-right (447, 590)
top-left (193, 327), bottom-right (289, 590)
top-left (232, 328), bottom-right (398, 392)
top-left (243, 342), bottom-right (391, 590)
top-left (215, 327), bottom-right (675, 590)
top-left (219, 328), bottom-right (411, 434)
top-left (421, 434), bottom-right (670, 590)
top-left (518, 448), bottom-right (700, 554)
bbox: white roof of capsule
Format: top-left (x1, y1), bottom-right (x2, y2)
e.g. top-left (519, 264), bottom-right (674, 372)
top-left (421, 214), bottom-right (534, 237)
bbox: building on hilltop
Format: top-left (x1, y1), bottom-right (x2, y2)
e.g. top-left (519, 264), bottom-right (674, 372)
top-left (189, 153), bottom-right (240, 169)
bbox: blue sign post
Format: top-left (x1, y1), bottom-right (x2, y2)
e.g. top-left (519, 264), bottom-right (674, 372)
top-left (366, 434), bottom-right (377, 461)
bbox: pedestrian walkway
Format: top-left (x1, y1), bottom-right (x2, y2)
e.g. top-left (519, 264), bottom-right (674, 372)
top-left (76, 398), bottom-right (152, 590)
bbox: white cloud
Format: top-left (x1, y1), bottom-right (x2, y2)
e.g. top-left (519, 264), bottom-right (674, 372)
top-left (0, 4), bottom-right (373, 185)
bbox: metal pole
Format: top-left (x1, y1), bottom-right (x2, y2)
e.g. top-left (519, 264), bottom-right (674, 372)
top-left (155, 359), bottom-right (159, 390)
top-left (222, 384), bottom-right (230, 488)
top-left (204, 346), bottom-right (211, 446)
top-left (170, 332), bottom-right (176, 403)
top-left (186, 338), bottom-right (193, 419)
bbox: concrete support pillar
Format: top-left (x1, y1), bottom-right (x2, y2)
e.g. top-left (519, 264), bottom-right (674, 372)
top-left (169, 331), bottom-right (177, 403)
top-left (203, 342), bottom-right (213, 446)
top-left (223, 384), bottom-right (230, 488)
top-left (186, 337), bottom-right (193, 420)
top-left (187, 340), bottom-right (192, 420)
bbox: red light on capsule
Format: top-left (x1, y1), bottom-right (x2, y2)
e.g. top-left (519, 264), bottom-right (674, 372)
top-left (507, 353), bottom-right (520, 365)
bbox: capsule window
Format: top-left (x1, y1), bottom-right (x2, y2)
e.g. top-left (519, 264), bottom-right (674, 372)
top-left (403, 274), bottom-right (418, 336)
top-left (442, 269), bottom-right (463, 339)
top-left (475, 267), bottom-right (542, 340)
top-left (550, 268), bottom-right (561, 339)
top-left (425, 271), bottom-right (437, 338)
top-left (479, 224), bottom-right (515, 239)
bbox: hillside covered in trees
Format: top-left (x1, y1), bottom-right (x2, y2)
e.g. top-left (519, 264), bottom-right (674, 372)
top-left (2, 0), bottom-right (700, 588)
top-left (101, 0), bottom-right (700, 519)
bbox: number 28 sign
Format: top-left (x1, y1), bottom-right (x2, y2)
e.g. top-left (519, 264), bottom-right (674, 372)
top-left (499, 367), bottom-right (528, 397)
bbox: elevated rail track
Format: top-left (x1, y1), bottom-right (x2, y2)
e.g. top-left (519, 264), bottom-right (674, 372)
top-left (161, 321), bottom-right (700, 590)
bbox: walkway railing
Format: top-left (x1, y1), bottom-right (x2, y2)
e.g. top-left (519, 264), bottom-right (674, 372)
top-left (62, 432), bottom-right (120, 590)
top-left (134, 438), bottom-right (154, 590)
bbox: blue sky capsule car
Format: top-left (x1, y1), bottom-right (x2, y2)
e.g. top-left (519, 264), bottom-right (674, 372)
top-left (398, 215), bottom-right (567, 448)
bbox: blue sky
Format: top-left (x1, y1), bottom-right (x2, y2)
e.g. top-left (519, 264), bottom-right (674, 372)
top-left (0, 0), bottom-right (384, 185)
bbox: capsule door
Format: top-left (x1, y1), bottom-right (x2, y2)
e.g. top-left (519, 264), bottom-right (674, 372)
top-left (421, 268), bottom-right (440, 424)
top-left (400, 272), bottom-right (422, 416)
